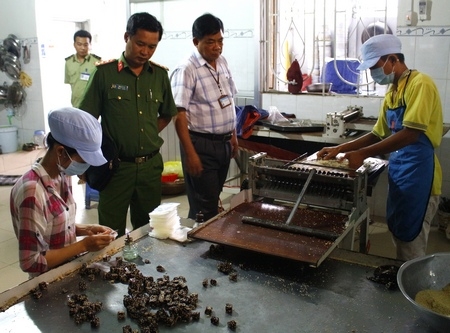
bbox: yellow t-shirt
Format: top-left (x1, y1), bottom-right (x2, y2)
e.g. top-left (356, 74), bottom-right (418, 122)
top-left (372, 70), bottom-right (443, 195)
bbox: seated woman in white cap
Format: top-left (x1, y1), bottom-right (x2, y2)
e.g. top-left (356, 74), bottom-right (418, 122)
top-left (10, 107), bottom-right (116, 277)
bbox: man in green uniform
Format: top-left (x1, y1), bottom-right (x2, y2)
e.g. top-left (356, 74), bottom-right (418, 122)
top-left (79, 13), bottom-right (177, 236)
top-left (64, 30), bottom-right (101, 107)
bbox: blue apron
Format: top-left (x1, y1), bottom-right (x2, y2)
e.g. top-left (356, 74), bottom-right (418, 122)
top-left (386, 73), bottom-right (434, 242)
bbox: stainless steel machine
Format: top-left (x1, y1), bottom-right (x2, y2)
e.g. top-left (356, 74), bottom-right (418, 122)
top-left (190, 152), bottom-right (387, 267)
top-left (323, 105), bottom-right (375, 139)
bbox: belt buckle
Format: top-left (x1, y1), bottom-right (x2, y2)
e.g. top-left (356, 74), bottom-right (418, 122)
top-left (135, 157), bottom-right (145, 164)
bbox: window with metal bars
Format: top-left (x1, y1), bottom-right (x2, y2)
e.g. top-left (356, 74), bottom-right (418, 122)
top-left (261, 0), bottom-right (398, 96)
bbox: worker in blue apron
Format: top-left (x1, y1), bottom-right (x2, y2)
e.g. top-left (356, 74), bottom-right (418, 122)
top-left (385, 72), bottom-right (433, 241)
top-left (317, 34), bottom-right (443, 261)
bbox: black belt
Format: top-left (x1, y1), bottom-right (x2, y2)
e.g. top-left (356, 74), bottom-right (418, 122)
top-left (189, 130), bottom-right (232, 142)
top-left (119, 150), bottom-right (159, 164)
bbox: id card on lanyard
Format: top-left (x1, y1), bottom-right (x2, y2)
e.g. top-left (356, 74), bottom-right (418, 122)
top-left (207, 64), bottom-right (231, 109)
top-left (218, 95), bottom-right (232, 109)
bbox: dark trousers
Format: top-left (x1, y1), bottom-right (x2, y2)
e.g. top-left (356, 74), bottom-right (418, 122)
top-left (180, 135), bottom-right (231, 221)
top-left (98, 153), bottom-right (163, 236)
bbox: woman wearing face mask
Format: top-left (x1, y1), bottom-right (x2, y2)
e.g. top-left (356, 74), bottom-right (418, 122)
top-left (317, 34), bottom-right (443, 261)
top-left (10, 107), bottom-right (116, 277)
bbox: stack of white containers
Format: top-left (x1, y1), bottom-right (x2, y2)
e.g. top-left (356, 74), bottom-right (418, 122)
top-left (149, 203), bottom-right (181, 239)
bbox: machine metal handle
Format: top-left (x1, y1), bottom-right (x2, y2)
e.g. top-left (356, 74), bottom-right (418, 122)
top-left (241, 215), bottom-right (340, 241)
top-left (285, 168), bottom-right (316, 225)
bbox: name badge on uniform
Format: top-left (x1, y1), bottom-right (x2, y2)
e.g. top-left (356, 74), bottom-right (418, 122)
top-left (80, 72), bottom-right (90, 81)
top-left (218, 95), bottom-right (232, 109)
top-left (111, 84), bottom-right (129, 91)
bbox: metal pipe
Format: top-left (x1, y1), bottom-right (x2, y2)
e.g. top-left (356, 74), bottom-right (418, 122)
top-left (241, 215), bottom-right (340, 241)
top-left (286, 168), bottom-right (316, 225)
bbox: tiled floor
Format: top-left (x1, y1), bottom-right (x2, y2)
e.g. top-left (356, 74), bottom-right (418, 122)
top-left (0, 150), bottom-right (449, 294)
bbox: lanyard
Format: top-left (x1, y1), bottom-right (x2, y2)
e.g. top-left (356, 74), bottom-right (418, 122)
top-left (392, 69), bottom-right (413, 106)
top-left (205, 62), bottom-right (232, 109)
top-left (206, 64), bottom-right (224, 95)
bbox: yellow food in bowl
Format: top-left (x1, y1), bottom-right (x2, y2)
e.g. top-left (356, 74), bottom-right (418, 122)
top-left (415, 283), bottom-right (450, 317)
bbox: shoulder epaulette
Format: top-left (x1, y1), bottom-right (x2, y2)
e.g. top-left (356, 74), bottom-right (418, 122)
top-left (65, 54), bottom-right (74, 61)
top-left (95, 58), bottom-right (116, 66)
top-left (91, 53), bottom-right (101, 60)
top-left (150, 60), bottom-right (169, 71)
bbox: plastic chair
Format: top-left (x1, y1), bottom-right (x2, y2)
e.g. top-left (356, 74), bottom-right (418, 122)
top-left (85, 183), bottom-right (99, 209)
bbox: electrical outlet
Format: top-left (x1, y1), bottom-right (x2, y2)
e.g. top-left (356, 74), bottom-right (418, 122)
top-left (419, 0), bottom-right (427, 21)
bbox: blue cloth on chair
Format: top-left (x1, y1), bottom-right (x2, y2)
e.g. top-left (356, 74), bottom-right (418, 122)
top-left (323, 59), bottom-right (360, 94)
top-left (235, 105), bottom-right (269, 138)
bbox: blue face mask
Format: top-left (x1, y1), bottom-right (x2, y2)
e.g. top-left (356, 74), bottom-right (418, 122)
top-left (370, 59), bottom-right (395, 85)
top-left (58, 150), bottom-right (90, 176)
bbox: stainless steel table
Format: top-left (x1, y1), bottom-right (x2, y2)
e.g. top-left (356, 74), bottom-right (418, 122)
top-left (0, 229), bottom-right (437, 333)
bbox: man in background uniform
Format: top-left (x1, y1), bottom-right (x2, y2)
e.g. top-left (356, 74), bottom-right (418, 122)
top-left (65, 30), bottom-right (101, 107)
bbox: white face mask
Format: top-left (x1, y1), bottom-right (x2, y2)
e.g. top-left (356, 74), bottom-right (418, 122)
top-left (57, 150), bottom-right (90, 176)
top-left (370, 58), bottom-right (395, 85)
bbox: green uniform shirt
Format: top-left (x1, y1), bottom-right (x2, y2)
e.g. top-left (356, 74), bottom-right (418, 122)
top-left (79, 53), bottom-right (177, 158)
top-left (64, 53), bottom-right (101, 107)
